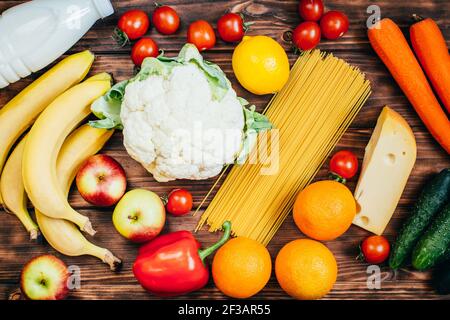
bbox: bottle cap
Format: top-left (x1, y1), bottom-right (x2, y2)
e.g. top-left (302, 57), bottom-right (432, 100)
top-left (93, 0), bottom-right (114, 19)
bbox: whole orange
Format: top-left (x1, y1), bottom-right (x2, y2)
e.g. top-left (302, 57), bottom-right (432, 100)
top-left (293, 180), bottom-right (356, 240)
top-left (212, 237), bottom-right (272, 298)
top-left (275, 239), bottom-right (337, 300)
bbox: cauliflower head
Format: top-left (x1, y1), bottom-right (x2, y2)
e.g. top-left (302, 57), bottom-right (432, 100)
top-left (90, 44), bottom-right (272, 182)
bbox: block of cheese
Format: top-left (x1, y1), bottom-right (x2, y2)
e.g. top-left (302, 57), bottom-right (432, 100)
top-left (353, 106), bottom-right (416, 235)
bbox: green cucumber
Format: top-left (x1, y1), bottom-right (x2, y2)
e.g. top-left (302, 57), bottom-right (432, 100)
top-left (412, 203), bottom-right (450, 270)
top-left (389, 169), bottom-right (450, 269)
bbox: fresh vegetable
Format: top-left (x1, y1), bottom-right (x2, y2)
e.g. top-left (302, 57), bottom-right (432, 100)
top-left (113, 189), bottom-right (166, 243)
top-left (433, 260), bottom-right (450, 295)
top-left (412, 203), bottom-right (450, 270)
top-left (90, 44), bottom-right (272, 182)
top-left (187, 20), bottom-right (216, 51)
top-left (320, 11), bottom-right (349, 40)
top-left (212, 237), bottom-right (272, 299)
top-left (360, 236), bottom-right (390, 264)
top-left (166, 189), bottom-right (193, 216)
top-left (22, 73), bottom-right (111, 236)
top-left (410, 15), bottom-right (450, 114)
top-left (232, 35), bottom-right (290, 95)
top-left (133, 221), bottom-right (231, 296)
top-left (217, 13), bottom-right (249, 43)
top-left (0, 136), bottom-right (40, 241)
top-left (275, 239), bottom-right (337, 300)
top-left (329, 150), bottom-right (358, 182)
top-left (76, 154), bottom-right (127, 207)
top-left (152, 4), bottom-right (180, 35)
top-left (115, 10), bottom-right (150, 46)
top-left (35, 124), bottom-right (121, 271)
top-left (0, 51), bottom-right (94, 208)
top-left (292, 22), bottom-right (321, 51)
top-left (293, 181), bottom-right (356, 241)
top-left (131, 37), bottom-right (159, 66)
top-left (353, 107), bottom-right (416, 236)
top-left (298, 0), bottom-right (324, 22)
top-left (368, 18), bottom-right (450, 154)
top-left (20, 255), bottom-right (69, 300)
top-left (389, 169), bottom-right (450, 269)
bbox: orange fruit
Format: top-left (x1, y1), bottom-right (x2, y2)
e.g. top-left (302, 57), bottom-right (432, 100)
top-left (275, 239), bottom-right (337, 300)
top-left (212, 237), bottom-right (272, 298)
top-left (293, 180), bottom-right (356, 240)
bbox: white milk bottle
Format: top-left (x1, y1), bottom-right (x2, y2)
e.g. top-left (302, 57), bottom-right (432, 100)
top-left (0, 0), bottom-right (114, 88)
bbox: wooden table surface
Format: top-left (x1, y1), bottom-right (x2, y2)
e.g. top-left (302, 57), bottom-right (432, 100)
top-left (0, 0), bottom-right (449, 300)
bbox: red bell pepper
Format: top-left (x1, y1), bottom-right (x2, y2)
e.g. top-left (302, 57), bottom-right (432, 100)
top-left (133, 221), bottom-right (231, 297)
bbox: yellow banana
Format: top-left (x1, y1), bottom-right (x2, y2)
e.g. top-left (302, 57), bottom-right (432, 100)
top-left (23, 73), bottom-right (111, 235)
top-left (0, 135), bottom-right (40, 240)
top-left (0, 51), bottom-right (94, 206)
top-left (36, 124), bottom-right (121, 271)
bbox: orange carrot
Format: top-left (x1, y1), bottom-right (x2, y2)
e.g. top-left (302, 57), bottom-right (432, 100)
top-left (368, 18), bottom-right (450, 154)
top-left (410, 15), bottom-right (450, 114)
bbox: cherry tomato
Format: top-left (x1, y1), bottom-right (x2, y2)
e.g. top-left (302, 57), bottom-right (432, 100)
top-left (187, 20), bottom-right (216, 51)
top-left (320, 10), bottom-right (349, 40)
top-left (116, 10), bottom-right (150, 45)
top-left (298, 0), bottom-right (324, 22)
top-left (131, 37), bottom-right (159, 66)
top-left (217, 13), bottom-right (246, 43)
top-left (292, 22), bottom-right (321, 51)
top-left (361, 236), bottom-right (390, 264)
top-left (329, 150), bottom-right (358, 180)
top-left (152, 5), bottom-right (180, 35)
top-left (166, 189), bottom-right (193, 216)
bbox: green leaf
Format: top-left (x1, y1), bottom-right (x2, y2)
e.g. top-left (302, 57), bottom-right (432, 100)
top-left (177, 44), bottom-right (230, 100)
top-left (89, 80), bottom-right (126, 130)
top-left (236, 103), bottom-right (273, 164)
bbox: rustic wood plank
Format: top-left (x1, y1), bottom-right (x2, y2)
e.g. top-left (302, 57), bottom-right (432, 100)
top-left (0, 0), bottom-right (449, 300)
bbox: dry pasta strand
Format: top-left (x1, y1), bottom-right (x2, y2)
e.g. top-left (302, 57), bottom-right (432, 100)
top-left (197, 50), bottom-right (371, 246)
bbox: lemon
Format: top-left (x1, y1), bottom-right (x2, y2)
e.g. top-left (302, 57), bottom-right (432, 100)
top-left (232, 35), bottom-right (290, 95)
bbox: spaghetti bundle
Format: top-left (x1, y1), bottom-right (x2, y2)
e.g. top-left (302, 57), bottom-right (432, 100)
top-left (197, 50), bottom-right (371, 246)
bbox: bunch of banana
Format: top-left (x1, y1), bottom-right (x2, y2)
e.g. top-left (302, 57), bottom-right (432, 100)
top-left (38, 124), bottom-right (121, 271)
top-left (0, 51), bottom-right (94, 206)
top-left (22, 73), bottom-right (112, 235)
top-left (2, 124), bottom-right (121, 270)
top-left (0, 135), bottom-right (40, 240)
top-left (0, 52), bottom-right (121, 270)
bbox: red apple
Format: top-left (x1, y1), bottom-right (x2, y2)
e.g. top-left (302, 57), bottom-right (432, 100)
top-left (113, 189), bottom-right (166, 243)
top-left (76, 154), bottom-right (127, 207)
top-left (20, 255), bottom-right (69, 300)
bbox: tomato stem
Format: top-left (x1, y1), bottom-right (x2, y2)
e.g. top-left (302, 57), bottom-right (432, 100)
top-left (329, 172), bottom-right (347, 184)
top-left (412, 14), bottom-right (425, 23)
top-left (112, 28), bottom-right (130, 47)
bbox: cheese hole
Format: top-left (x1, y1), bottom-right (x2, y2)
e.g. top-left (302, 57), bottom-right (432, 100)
top-left (385, 153), bottom-right (396, 165)
top-left (358, 215), bottom-right (370, 226)
top-left (402, 151), bottom-right (406, 156)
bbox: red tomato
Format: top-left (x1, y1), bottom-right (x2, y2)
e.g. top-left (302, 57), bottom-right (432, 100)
top-left (131, 37), bottom-right (159, 66)
top-left (166, 189), bottom-right (193, 216)
top-left (361, 236), bottom-right (390, 264)
top-left (152, 5), bottom-right (180, 35)
top-left (187, 20), bottom-right (216, 51)
top-left (292, 22), bottom-right (321, 51)
top-left (117, 10), bottom-right (150, 42)
top-left (329, 150), bottom-right (358, 180)
top-left (217, 13), bottom-right (246, 43)
top-left (320, 10), bottom-right (349, 40)
top-left (298, 0), bottom-right (324, 22)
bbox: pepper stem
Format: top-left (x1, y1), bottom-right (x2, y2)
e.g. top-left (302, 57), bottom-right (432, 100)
top-left (198, 221), bottom-right (232, 261)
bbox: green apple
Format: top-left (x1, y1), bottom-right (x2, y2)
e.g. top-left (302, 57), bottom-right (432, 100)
top-left (113, 189), bottom-right (166, 243)
top-left (20, 255), bottom-right (69, 300)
